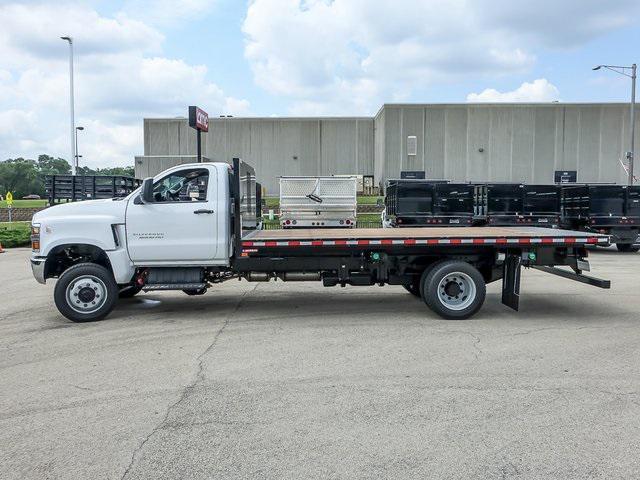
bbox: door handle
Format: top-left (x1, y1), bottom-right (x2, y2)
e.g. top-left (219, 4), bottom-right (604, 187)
top-left (193, 209), bottom-right (214, 214)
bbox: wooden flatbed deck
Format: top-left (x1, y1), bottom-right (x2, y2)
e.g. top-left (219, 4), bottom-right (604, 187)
top-left (245, 226), bottom-right (606, 241)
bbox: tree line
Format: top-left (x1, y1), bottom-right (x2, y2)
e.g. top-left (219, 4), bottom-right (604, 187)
top-left (0, 155), bottom-right (135, 198)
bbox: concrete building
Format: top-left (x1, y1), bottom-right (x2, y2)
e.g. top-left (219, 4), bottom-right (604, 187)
top-left (136, 117), bottom-right (373, 193)
top-left (137, 103), bottom-right (638, 193)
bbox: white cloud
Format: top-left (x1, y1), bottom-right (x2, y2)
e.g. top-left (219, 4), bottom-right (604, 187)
top-left (466, 78), bottom-right (561, 103)
top-left (0, 1), bottom-right (248, 168)
top-left (120, 0), bottom-right (218, 27)
top-left (242, 0), bottom-right (639, 115)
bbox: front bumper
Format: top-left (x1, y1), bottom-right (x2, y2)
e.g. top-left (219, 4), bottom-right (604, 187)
top-left (30, 257), bottom-right (46, 284)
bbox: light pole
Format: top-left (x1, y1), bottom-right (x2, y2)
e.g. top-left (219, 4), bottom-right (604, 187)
top-left (75, 126), bottom-right (84, 170)
top-left (593, 63), bottom-right (637, 185)
top-left (61, 36), bottom-right (76, 176)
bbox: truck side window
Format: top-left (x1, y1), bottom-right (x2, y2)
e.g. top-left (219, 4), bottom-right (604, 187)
top-left (152, 169), bottom-right (209, 203)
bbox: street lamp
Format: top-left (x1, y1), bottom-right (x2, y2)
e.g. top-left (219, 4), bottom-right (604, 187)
top-left (593, 63), bottom-right (637, 185)
top-left (75, 126), bottom-right (84, 170)
top-left (61, 36), bottom-right (76, 176)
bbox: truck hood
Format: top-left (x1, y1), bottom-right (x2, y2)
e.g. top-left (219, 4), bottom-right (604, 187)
top-left (32, 198), bottom-right (127, 224)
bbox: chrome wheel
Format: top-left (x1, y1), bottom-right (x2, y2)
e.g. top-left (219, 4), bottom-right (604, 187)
top-left (66, 275), bottom-right (108, 314)
top-left (437, 272), bottom-right (476, 311)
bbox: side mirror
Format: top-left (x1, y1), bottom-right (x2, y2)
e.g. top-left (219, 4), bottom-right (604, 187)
top-left (140, 177), bottom-right (154, 203)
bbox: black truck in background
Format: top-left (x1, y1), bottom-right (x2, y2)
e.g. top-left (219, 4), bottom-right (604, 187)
top-left (384, 179), bottom-right (639, 252)
top-left (383, 180), bottom-right (475, 227)
top-left (561, 184), bottom-right (640, 252)
top-left (475, 183), bottom-right (561, 227)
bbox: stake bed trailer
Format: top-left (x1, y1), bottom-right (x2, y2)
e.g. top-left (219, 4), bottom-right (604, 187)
top-left (31, 159), bottom-right (611, 323)
top-left (278, 176), bottom-right (357, 228)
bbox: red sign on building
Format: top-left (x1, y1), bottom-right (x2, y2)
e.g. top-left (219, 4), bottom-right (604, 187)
top-left (188, 106), bottom-right (209, 132)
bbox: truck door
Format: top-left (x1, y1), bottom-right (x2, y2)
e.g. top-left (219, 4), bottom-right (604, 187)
top-left (126, 166), bottom-right (219, 263)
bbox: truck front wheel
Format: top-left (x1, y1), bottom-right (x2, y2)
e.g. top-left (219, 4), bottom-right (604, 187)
top-left (421, 260), bottom-right (486, 320)
top-left (54, 263), bottom-right (119, 322)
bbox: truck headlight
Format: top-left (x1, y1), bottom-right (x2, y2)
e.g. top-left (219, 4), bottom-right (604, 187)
top-left (31, 223), bottom-right (41, 252)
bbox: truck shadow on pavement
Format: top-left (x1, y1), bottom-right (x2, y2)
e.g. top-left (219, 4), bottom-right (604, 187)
top-left (102, 286), bottom-right (629, 325)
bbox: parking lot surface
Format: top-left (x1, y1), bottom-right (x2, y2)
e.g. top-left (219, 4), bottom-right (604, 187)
top-left (1, 247), bottom-right (639, 479)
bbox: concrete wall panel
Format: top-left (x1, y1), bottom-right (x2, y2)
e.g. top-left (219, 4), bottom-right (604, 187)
top-left (488, 108), bottom-right (512, 181)
top-left (444, 107), bottom-right (468, 181)
top-left (466, 107), bottom-right (491, 182)
top-left (533, 107), bottom-right (557, 183)
top-left (577, 107), bottom-right (601, 182)
top-left (511, 107), bottom-right (535, 183)
top-left (424, 107), bottom-right (446, 179)
top-left (400, 107), bottom-right (424, 172)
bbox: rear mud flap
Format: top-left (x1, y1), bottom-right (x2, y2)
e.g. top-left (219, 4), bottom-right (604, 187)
top-left (502, 255), bottom-right (521, 311)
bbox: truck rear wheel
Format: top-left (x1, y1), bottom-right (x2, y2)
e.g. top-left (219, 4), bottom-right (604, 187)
top-left (421, 260), bottom-right (486, 320)
top-left (54, 263), bottom-right (118, 322)
top-left (616, 243), bottom-right (640, 253)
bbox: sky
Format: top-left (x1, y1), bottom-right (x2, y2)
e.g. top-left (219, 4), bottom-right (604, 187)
top-left (1, 0), bottom-right (639, 168)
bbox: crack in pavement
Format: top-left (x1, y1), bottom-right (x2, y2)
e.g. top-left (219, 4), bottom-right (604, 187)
top-left (468, 332), bottom-right (482, 360)
top-left (120, 284), bottom-right (259, 480)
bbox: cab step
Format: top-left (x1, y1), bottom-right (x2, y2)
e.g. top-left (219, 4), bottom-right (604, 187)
top-left (143, 283), bottom-right (207, 291)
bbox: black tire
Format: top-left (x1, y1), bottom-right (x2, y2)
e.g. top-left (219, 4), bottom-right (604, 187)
top-left (54, 263), bottom-right (119, 322)
top-left (183, 288), bottom-right (207, 296)
top-left (420, 260), bottom-right (486, 320)
top-left (616, 243), bottom-right (640, 253)
top-left (119, 284), bottom-right (143, 298)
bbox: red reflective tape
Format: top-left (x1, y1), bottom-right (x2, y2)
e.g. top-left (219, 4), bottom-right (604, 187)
top-left (427, 239), bottom-right (439, 245)
top-left (243, 241), bottom-right (253, 247)
top-left (473, 238), bottom-right (485, 244)
top-left (450, 238), bottom-right (462, 245)
top-left (311, 240), bottom-right (323, 246)
top-left (334, 239), bottom-right (347, 245)
top-left (381, 239), bottom-right (393, 245)
top-left (496, 238), bottom-right (507, 244)
top-left (541, 237), bottom-right (554, 244)
top-left (519, 238), bottom-right (531, 244)
top-left (586, 237), bottom-right (598, 244)
top-left (265, 241), bottom-right (277, 247)
top-left (289, 240), bottom-right (300, 247)
top-left (565, 237), bottom-right (576, 244)
top-left (404, 239), bottom-right (416, 245)
top-left (357, 240), bottom-right (370, 246)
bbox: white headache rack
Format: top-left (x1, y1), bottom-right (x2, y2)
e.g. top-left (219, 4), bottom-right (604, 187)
top-left (279, 176), bottom-right (358, 228)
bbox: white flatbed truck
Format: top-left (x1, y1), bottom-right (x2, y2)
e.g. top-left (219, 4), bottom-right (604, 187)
top-left (30, 159), bottom-right (611, 323)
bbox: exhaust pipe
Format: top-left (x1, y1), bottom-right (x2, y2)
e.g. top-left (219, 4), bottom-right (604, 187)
top-left (280, 272), bottom-right (321, 282)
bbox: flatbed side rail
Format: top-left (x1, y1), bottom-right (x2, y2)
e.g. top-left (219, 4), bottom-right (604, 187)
top-left (242, 235), bottom-right (609, 249)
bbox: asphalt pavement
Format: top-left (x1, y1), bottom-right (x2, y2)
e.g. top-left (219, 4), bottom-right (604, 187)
top-left (1, 247), bottom-right (639, 479)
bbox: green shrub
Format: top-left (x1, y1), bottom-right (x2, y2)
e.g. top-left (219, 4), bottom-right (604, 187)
top-left (0, 223), bottom-right (31, 248)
